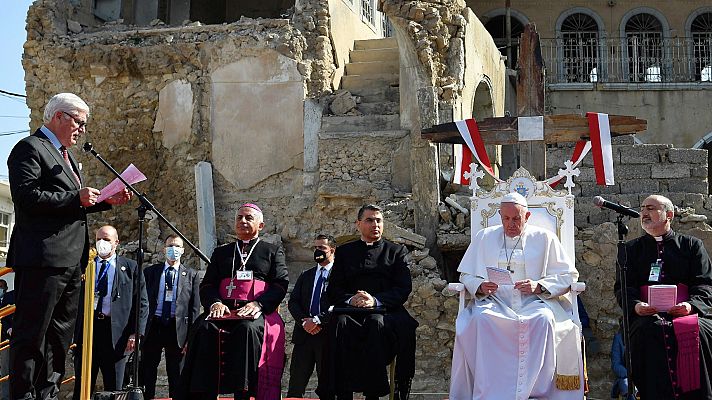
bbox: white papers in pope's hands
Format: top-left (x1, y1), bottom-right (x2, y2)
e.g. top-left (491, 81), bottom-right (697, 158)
top-left (648, 284), bottom-right (677, 312)
top-left (486, 266), bottom-right (514, 286)
top-left (96, 164), bottom-right (147, 203)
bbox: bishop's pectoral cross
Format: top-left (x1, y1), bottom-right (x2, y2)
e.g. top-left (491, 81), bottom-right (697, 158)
top-left (225, 280), bottom-right (237, 298)
top-left (422, 23), bottom-right (647, 180)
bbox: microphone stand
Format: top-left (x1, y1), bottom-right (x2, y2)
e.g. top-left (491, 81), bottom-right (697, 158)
top-left (615, 214), bottom-right (635, 396)
top-left (83, 142), bottom-right (210, 400)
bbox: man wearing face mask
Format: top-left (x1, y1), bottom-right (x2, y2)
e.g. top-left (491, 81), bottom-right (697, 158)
top-left (286, 234), bottom-right (337, 399)
top-left (615, 195), bottom-right (712, 399)
top-left (72, 225), bottom-right (148, 400)
top-left (450, 192), bottom-right (581, 400)
top-left (141, 235), bottom-right (202, 399)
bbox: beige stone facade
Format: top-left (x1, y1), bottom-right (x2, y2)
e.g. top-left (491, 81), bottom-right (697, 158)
top-left (468, 0), bottom-right (712, 149)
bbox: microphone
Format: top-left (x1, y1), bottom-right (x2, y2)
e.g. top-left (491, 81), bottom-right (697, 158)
top-left (593, 196), bottom-right (640, 218)
top-left (82, 142), bottom-right (93, 153)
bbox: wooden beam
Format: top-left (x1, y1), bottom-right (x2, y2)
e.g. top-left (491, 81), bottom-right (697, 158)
top-left (516, 23), bottom-right (546, 179)
top-left (421, 114), bottom-right (647, 144)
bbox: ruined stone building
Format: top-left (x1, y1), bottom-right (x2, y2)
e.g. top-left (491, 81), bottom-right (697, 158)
top-left (20, 0), bottom-right (712, 397)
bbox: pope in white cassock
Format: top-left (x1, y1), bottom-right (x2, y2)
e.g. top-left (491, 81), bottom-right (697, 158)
top-left (449, 192), bottom-right (583, 400)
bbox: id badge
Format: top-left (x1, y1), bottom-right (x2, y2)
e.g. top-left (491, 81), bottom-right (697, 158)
top-left (165, 288), bottom-right (174, 301)
top-left (93, 291), bottom-right (100, 309)
top-left (649, 260), bottom-right (662, 282)
top-left (235, 270), bottom-right (253, 280)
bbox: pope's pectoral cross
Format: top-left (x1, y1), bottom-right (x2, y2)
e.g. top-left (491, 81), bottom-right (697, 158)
top-left (421, 23), bottom-right (646, 180)
top-left (225, 280), bottom-right (237, 298)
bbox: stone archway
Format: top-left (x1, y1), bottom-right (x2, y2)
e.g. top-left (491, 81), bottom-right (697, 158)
top-left (693, 131), bottom-right (712, 193)
top-left (472, 78), bottom-right (495, 120)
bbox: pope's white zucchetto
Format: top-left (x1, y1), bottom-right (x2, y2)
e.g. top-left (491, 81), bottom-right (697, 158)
top-left (501, 192), bottom-right (528, 207)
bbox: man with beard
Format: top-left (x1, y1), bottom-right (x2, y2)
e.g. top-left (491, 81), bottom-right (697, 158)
top-left (615, 194), bottom-right (712, 399)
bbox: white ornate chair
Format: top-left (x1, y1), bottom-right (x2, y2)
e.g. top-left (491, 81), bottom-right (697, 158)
top-left (448, 167), bottom-right (587, 392)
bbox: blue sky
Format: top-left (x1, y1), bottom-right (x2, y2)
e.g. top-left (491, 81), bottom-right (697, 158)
top-left (0, 1), bottom-right (34, 180)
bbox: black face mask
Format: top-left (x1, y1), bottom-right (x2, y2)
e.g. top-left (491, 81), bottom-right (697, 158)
top-left (314, 249), bottom-right (328, 263)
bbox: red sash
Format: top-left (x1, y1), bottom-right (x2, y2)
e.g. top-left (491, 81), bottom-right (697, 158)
top-left (218, 278), bottom-right (285, 400)
top-left (640, 284), bottom-right (700, 393)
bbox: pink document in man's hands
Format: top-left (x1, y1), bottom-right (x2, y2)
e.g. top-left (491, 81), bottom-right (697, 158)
top-left (97, 163), bottom-right (147, 203)
top-left (648, 284), bottom-right (677, 312)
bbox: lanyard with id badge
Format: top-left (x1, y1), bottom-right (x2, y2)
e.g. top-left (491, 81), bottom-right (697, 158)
top-left (221, 239), bottom-right (261, 300)
top-left (649, 259), bottom-right (663, 282)
top-left (212, 240), bottom-right (263, 320)
top-left (235, 239), bottom-right (259, 281)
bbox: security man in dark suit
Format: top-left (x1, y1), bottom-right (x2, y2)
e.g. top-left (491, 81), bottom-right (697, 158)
top-left (286, 234), bottom-right (336, 399)
top-left (141, 234), bottom-right (202, 399)
top-left (72, 225), bottom-right (148, 400)
top-left (7, 93), bottom-right (132, 400)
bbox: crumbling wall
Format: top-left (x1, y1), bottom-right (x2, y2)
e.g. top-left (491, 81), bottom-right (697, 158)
top-left (23, 0), bottom-right (315, 268)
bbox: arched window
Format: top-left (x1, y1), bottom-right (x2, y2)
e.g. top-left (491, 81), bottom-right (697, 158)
top-left (560, 13), bottom-right (600, 82)
top-left (484, 14), bottom-right (526, 68)
top-left (691, 12), bottom-right (712, 81)
top-left (625, 13), bottom-right (664, 82)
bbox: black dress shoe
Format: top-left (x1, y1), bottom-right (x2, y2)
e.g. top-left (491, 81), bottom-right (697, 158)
top-left (394, 378), bottom-right (412, 400)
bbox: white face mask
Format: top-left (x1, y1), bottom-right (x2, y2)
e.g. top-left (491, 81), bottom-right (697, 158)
top-left (96, 240), bottom-right (113, 258)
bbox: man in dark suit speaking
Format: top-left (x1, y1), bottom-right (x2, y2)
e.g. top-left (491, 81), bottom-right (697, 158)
top-left (72, 225), bottom-right (148, 399)
top-left (141, 234), bottom-right (202, 399)
top-left (7, 93), bottom-right (132, 400)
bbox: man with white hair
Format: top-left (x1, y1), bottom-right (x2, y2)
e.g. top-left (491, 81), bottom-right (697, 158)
top-left (449, 192), bottom-right (581, 400)
top-left (615, 194), bottom-right (712, 399)
top-left (7, 93), bottom-right (132, 400)
top-left (178, 203), bottom-right (289, 400)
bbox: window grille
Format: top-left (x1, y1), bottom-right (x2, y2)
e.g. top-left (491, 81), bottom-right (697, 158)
top-left (625, 13), bottom-right (664, 82)
top-left (692, 12), bottom-right (712, 81)
top-left (560, 13), bottom-right (600, 83)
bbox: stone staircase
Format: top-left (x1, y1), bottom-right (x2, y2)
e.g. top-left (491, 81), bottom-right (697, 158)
top-left (317, 37), bottom-right (410, 201)
top-left (320, 37), bottom-right (405, 139)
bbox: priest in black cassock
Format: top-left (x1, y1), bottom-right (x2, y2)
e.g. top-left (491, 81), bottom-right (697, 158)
top-left (178, 203), bottom-right (289, 400)
top-left (615, 194), bottom-right (712, 400)
top-left (324, 204), bottom-right (418, 400)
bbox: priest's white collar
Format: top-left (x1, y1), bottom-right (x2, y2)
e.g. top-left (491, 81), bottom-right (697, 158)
top-left (653, 229), bottom-right (674, 242)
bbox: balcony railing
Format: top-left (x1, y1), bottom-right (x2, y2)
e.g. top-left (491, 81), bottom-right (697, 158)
top-left (541, 36), bottom-right (712, 84)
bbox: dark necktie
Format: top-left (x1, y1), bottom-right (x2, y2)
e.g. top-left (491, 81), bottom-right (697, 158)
top-left (59, 146), bottom-right (81, 185)
top-left (310, 268), bottom-right (325, 316)
top-left (96, 260), bottom-right (109, 314)
top-left (162, 266), bottom-right (175, 323)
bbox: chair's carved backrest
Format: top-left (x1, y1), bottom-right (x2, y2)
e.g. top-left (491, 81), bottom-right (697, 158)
top-left (471, 168), bottom-right (576, 266)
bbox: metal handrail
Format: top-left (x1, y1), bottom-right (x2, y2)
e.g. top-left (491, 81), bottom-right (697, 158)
top-left (540, 36), bottom-right (712, 84)
top-left (0, 263), bottom-right (93, 397)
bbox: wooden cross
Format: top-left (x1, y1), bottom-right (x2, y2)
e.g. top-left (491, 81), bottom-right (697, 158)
top-left (422, 23), bottom-right (647, 180)
top-left (225, 280), bottom-right (237, 298)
